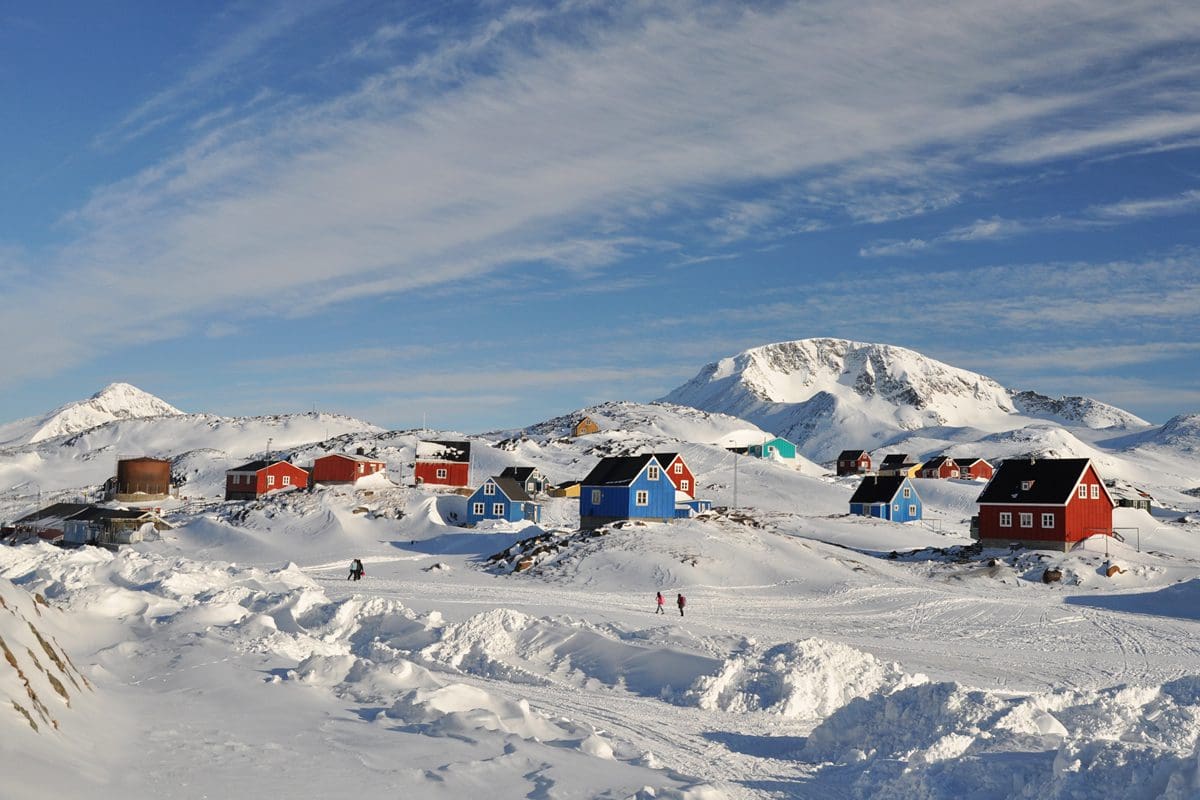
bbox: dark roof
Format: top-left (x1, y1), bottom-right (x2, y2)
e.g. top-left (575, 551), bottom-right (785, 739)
top-left (581, 454), bottom-right (660, 487)
top-left (15, 502), bottom-right (91, 524)
top-left (416, 440), bottom-right (471, 463)
top-left (499, 466), bottom-right (540, 483)
top-left (230, 460), bottom-right (270, 473)
top-left (487, 476), bottom-right (533, 502)
top-left (955, 457), bottom-right (989, 467)
top-left (976, 458), bottom-right (1096, 505)
top-left (880, 454), bottom-right (913, 467)
top-left (849, 475), bottom-right (910, 504)
top-left (652, 452), bottom-right (680, 468)
top-left (838, 450), bottom-right (869, 461)
top-left (922, 456), bottom-right (957, 470)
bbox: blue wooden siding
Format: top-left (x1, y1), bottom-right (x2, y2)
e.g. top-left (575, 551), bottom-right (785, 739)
top-left (580, 462), bottom-right (675, 521)
top-left (466, 480), bottom-right (534, 525)
top-left (849, 479), bottom-right (922, 522)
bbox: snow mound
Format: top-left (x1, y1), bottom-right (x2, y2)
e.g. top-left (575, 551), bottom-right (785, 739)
top-left (803, 678), bottom-right (1200, 798)
top-left (688, 639), bottom-right (926, 718)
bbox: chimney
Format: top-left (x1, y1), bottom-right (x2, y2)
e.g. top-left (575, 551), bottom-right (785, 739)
top-left (357, 447), bottom-right (365, 456)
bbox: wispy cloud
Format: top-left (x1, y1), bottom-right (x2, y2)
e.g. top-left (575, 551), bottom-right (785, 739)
top-left (8, 0), bottom-right (1200, 385)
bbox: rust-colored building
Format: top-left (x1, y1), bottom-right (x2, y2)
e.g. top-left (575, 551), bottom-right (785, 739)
top-left (836, 450), bottom-right (872, 476)
top-left (572, 416), bottom-right (600, 437)
top-left (414, 440), bottom-right (471, 488)
top-left (918, 456), bottom-right (960, 479)
top-left (115, 457), bottom-right (172, 501)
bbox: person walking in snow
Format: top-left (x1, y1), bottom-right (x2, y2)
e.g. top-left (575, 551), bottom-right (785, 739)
top-left (348, 558), bottom-right (364, 581)
top-left (676, 593), bottom-right (686, 617)
top-left (655, 591), bottom-right (665, 614)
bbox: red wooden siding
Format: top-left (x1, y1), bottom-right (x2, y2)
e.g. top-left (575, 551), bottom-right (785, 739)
top-left (414, 462), bottom-right (470, 487)
top-left (313, 455), bottom-right (386, 483)
top-left (660, 456), bottom-right (696, 498)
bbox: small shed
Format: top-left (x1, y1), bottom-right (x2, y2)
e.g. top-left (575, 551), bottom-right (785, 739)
top-left (747, 437), bottom-right (797, 460)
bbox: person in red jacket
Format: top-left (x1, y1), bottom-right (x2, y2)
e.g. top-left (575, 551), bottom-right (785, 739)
top-left (676, 593), bottom-right (686, 617)
top-left (655, 591), bottom-right (665, 614)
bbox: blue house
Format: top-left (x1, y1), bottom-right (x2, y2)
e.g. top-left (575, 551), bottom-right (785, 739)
top-left (675, 498), bottom-right (714, 518)
top-left (466, 477), bottom-right (542, 526)
top-left (848, 475), bottom-right (922, 522)
top-left (747, 436), bottom-right (798, 460)
top-left (579, 454), bottom-right (676, 529)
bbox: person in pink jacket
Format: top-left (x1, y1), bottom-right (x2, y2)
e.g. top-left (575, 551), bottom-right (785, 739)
top-left (655, 591), bottom-right (665, 614)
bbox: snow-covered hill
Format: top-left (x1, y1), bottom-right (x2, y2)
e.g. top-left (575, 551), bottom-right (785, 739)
top-left (0, 383), bottom-right (184, 448)
top-left (662, 338), bottom-right (1154, 461)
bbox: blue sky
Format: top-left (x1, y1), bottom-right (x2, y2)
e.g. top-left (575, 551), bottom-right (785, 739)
top-left (2, 0), bottom-right (1199, 431)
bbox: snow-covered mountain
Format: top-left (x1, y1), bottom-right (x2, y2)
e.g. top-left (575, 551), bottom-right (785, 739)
top-left (662, 338), bottom-right (1152, 461)
top-left (0, 383), bottom-right (184, 447)
top-left (1011, 390), bottom-right (1148, 429)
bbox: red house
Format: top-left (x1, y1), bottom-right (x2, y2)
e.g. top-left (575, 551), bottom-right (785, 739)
top-left (414, 440), bottom-right (471, 488)
top-left (654, 452), bottom-right (696, 498)
top-left (313, 452), bottom-right (387, 484)
top-left (975, 458), bottom-right (1114, 551)
top-left (226, 459), bottom-right (310, 500)
top-left (957, 457), bottom-right (995, 481)
top-left (837, 449), bottom-right (872, 476)
top-left (919, 456), bottom-right (960, 479)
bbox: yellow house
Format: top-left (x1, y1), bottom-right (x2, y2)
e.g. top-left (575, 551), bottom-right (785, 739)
top-left (548, 481), bottom-right (581, 498)
top-left (571, 416), bottom-right (600, 437)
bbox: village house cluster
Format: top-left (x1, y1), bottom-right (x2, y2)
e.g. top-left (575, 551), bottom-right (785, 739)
top-left (3, 413), bottom-right (1154, 556)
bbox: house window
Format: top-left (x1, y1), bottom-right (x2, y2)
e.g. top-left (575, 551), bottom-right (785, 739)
top-left (903, 487), bottom-right (911, 498)
top-left (282, 475), bottom-right (291, 486)
top-left (1020, 513), bottom-right (1033, 528)
top-left (1041, 513), bottom-right (1055, 528)
top-left (1090, 484), bottom-right (1100, 499)
top-left (635, 490), bottom-right (649, 506)
top-left (358, 464), bottom-right (365, 474)
top-left (436, 468), bottom-right (447, 479)
top-left (681, 479), bottom-right (690, 492)
top-left (674, 463), bottom-right (683, 475)
top-left (893, 504), bottom-right (899, 512)
top-left (648, 466), bottom-right (660, 481)
top-left (909, 505), bottom-right (917, 516)
top-left (1078, 484), bottom-right (1087, 499)
top-left (267, 475), bottom-right (275, 487)
top-left (484, 483), bottom-right (495, 495)
top-left (1000, 512), bottom-right (1012, 527)
top-left (492, 503), bottom-right (505, 516)
top-left (472, 502), bottom-right (485, 515)
top-left (591, 489), bottom-right (602, 505)
top-left (950, 470), bottom-right (959, 478)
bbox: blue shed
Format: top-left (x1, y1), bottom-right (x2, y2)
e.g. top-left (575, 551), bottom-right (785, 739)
top-left (579, 454), bottom-right (676, 529)
top-left (747, 436), bottom-right (798, 460)
top-left (466, 477), bottom-right (542, 526)
top-left (848, 475), bottom-right (922, 522)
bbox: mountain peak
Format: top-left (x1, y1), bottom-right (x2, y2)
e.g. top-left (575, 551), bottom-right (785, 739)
top-left (662, 338), bottom-right (1146, 460)
top-left (25, 383), bottom-right (185, 444)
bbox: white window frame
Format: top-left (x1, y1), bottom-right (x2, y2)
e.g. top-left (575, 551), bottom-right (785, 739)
top-left (472, 502), bottom-right (485, 515)
top-left (892, 504), bottom-right (899, 512)
top-left (999, 512), bottom-right (1012, 527)
top-left (635, 490), bottom-right (649, 506)
top-left (591, 489), bottom-right (602, 505)
top-left (902, 487), bottom-right (911, 498)
top-left (282, 475), bottom-right (291, 486)
top-left (1078, 484), bottom-right (1087, 499)
top-left (358, 464), bottom-right (365, 474)
top-left (1090, 484), bottom-right (1100, 499)
top-left (680, 479), bottom-right (689, 493)
top-left (648, 466), bottom-right (660, 481)
top-left (436, 468), bottom-right (447, 479)
top-left (909, 505), bottom-right (917, 516)
top-left (1041, 513), bottom-right (1055, 528)
top-left (483, 483), bottom-right (495, 495)
top-left (1020, 512), bottom-right (1033, 528)
top-left (674, 463), bottom-right (683, 475)
top-left (267, 474), bottom-right (275, 487)
top-left (492, 503), bottom-right (505, 516)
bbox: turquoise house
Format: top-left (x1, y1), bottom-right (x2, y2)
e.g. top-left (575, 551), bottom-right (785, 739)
top-left (747, 436), bottom-right (797, 460)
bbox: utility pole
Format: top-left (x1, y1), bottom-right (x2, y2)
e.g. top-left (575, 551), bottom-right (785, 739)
top-left (266, 438), bottom-right (273, 461)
